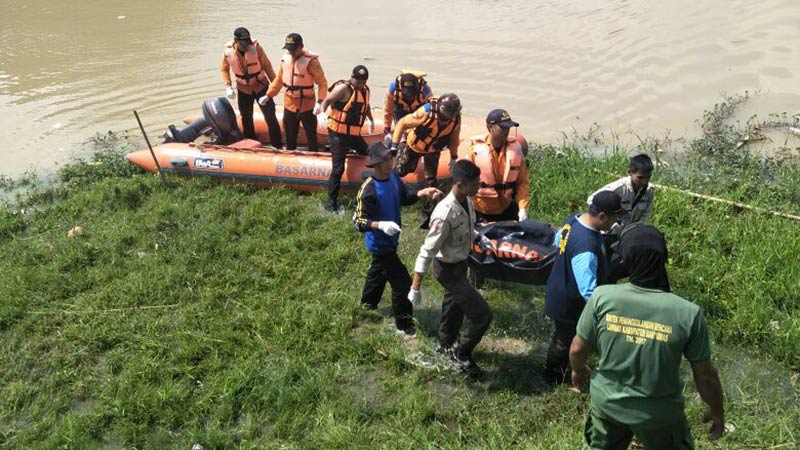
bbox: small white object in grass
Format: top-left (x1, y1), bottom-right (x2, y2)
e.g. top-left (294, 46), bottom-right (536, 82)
top-left (67, 226), bottom-right (84, 238)
top-left (117, 15), bottom-right (126, 19)
top-left (725, 422), bottom-right (736, 433)
top-left (770, 320), bottom-right (780, 330)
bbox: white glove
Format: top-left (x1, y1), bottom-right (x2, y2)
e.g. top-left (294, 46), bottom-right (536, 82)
top-left (257, 95), bottom-right (271, 106)
top-left (518, 209), bottom-right (528, 221)
top-left (377, 221), bottom-right (402, 236)
top-left (313, 102), bottom-right (323, 115)
top-left (225, 86), bottom-right (235, 100)
top-left (407, 288), bottom-right (422, 305)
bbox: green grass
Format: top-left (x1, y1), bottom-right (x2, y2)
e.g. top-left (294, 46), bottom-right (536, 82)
top-left (0, 108), bottom-right (798, 449)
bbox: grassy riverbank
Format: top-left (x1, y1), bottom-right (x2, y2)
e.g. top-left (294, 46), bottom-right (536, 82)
top-left (0, 101), bottom-right (798, 449)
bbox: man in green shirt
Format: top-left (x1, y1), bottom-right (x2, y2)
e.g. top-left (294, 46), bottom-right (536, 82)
top-left (569, 224), bottom-right (725, 450)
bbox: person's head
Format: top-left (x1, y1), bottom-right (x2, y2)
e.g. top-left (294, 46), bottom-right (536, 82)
top-left (618, 223), bottom-right (671, 292)
top-left (234, 27), bottom-right (253, 51)
top-left (438, 93), bottom-right (462, 122)
top-left (451, 159), bottom-right (481, 197)
top-left (283, 33), bottom-right (304, 58)
top-left (351, 65), bottom-right (369, 89)
top-left (399, 72), bottom-right (420, 100)
top-left (628, 153), bottom-right (654, 192)
top-left (365, 141), bottom-right (396, 175)
top-left (485, 108), bottom-right (520, 142)
top-left (587, 190), bottom-right (624, 231)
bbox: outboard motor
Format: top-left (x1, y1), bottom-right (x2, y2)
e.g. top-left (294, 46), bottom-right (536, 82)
top-left (164, 97), bottom-right (242, 145)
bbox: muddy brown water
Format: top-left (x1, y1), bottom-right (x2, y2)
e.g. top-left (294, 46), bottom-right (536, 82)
top-left (2, 0), bottom-right (799, 176)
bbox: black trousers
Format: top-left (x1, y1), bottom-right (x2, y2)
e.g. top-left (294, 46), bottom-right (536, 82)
top-left (545, 319), bottom-right (577, 379)
top-left (432, 259), bottom-right (493, 357)
top-left (237, 88), bottom-right (282, 147)
top-left (361, 252), bottom-right (414, 330)
top-left (283, 108), bottom-right (319, 151)
top-left (476, 201), bottom-right (519, 223)
top-left (328, 130), bottom-right (368, 203)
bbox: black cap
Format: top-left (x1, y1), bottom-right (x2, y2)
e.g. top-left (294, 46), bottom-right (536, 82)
top-left (365, 141), bottom-right (397, 168)
top-left (283, 33), bottom-right (303, 50)
top-left (233, 27), bottom-right (252, 47)
top-left (590, 190), bottom-right (624, 215)
top-left (400, 73), bottom-right (419, 93)
top-left (486, 109), bottom-right (520, 128)
top-left (352, 65), bottom-right (369, 81)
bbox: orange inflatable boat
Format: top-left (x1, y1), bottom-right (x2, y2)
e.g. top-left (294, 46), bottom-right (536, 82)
top-left (128, 139), bottom-right (457, 193)
top-left (128, 97), bottom-right (525, 193)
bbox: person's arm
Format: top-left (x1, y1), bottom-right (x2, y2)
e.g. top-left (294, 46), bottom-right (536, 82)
top-left (569, 335), bottom-right (593, 391)
top-left (587, 177), bottom-right (625, 207)
top-left (256, 45), bottom-right (276, 82)
top-left (691, 360), bottom-right (725, 440)
top-left (383, 83), bottom-right (396, 133)
top-left (391, 109), bottom-right (426, 147)
top-left (353, 179), bottom-right (377, 232)
top-left (571, 252), bottom-right (599, 301)
top-left (265, 63), bottom-right (283, 98)
top-left (309, 58), bottom-right (328, 102)
top-left (221, 53), bottom-right (232, 87)
top-left (319, 83), bottom-right (350, 113)
top-left (684, 309), bottom-right (724, 440)
top-left (516, 159), bottom-right (531, 212)
top-left (447, 120), bottom-right (462, 159)
top-left (641, 185), bottom-right (654, 222)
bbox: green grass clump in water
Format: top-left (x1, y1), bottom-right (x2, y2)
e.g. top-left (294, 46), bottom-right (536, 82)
top-left (0, 102), bottom-right (798, 448)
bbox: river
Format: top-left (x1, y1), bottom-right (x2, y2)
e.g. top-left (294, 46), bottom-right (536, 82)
top-left (1, 0), bottom-right (799, 176)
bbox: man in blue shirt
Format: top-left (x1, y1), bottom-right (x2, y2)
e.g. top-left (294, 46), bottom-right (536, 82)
top-left (544, 190), bottom-right (623, 381)
top-left (354, 141), bottom-right (442, 336)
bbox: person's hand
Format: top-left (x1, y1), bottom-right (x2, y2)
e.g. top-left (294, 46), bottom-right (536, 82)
top-left (702, 409), bottom-right (725, 441)
top-left (226, 86), bottom-right (235, 100)
top-left (518, 209), bottom-right (529, 222)
top-left (407, 288), bottom-right (422, 305)
top-left (313, 102), bottom-right (323, 115)
top-left (377, 221), bottom-right (402, 236)
top-left (257, 95), bottom-right (271, 106)
top-left (476, 234), bottom-right (492, 249)
top-left (418, 187), bottom-right (443, 202)
top-left (571, 365), bottom-right (591, 392)
top-left (368, 119), bottom-right (375, 135)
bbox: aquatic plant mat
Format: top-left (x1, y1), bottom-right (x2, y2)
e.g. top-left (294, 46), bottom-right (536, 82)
top-left (0, 100), bottom-right (798, 448)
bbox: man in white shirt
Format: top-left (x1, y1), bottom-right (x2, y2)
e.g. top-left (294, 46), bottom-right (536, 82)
top-left (588, 154), bottom-right (655, 226)
top-left (409, 160), bottom-right (491, 377)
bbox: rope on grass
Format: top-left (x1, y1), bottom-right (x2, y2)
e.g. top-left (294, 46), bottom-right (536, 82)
top-left (30, 304), bottom-right (180, 315)
top-left (593, 169), bottom-right (800, 222)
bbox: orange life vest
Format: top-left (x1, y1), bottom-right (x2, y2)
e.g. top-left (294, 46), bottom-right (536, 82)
top-left (280, 49), bottom-right (319, 98)
top-left (393, 74), bottom-right (428, 115)
top-left (327, 80), bottom-right (370, 136)
top-left (224, 40), bottom-right (267, 88)
top-left (406, 98), bottom-right (460, 154)
top-left (471, 134), bottom-right (524, 200)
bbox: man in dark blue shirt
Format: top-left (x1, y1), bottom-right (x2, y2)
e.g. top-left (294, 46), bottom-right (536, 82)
top-left (354, 141), bottom-right (442, 336)
top-left (544, 190), bottom-right (623, 381)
